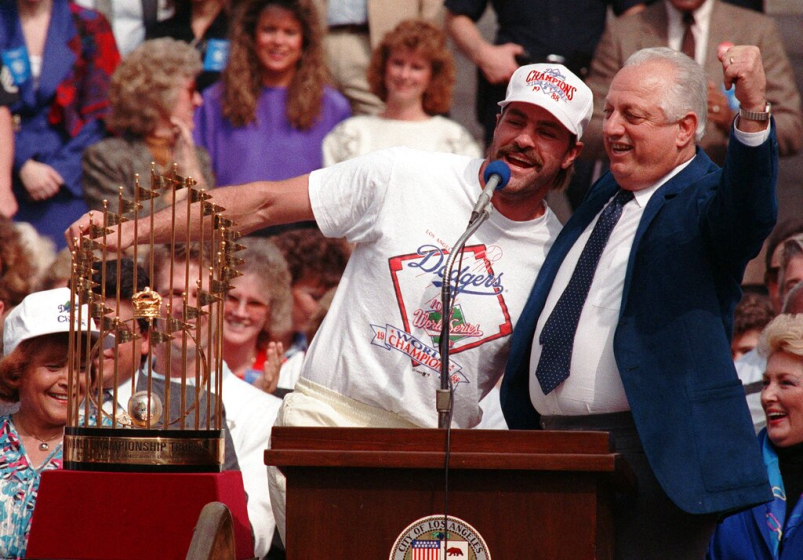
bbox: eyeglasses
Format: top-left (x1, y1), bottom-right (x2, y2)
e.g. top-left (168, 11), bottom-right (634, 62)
top-left (225, 294), bottom-right (269, 314)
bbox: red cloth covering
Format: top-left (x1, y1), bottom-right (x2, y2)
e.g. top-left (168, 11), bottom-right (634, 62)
top-left (27, 470), bottom-right (254, 559)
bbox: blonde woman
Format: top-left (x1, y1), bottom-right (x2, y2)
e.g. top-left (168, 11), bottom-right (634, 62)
top-left (709, 314), bottom-right (803, 559)
top-left (82, 38), bottom-right (214, 215)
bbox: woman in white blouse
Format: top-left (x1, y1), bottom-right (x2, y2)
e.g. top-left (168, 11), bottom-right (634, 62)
top-left (322, 19), bottom-right (482, 166)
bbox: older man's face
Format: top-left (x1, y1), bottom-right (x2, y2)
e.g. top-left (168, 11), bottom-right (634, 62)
top-left (602, 62), bottom-right (692, 191)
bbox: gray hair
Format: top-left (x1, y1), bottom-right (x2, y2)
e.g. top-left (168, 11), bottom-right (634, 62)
top-left (238, 237), bottom-right (293, 339)
top-left (624, 47), bottom-right (707, 142)
top-left (106, 38), bottom-right (202, 136)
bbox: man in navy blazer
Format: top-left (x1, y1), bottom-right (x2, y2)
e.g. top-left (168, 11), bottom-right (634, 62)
top-left (501, 45), bottom-right (775, 557)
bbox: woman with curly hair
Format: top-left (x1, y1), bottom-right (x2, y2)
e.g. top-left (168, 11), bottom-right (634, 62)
top-left (322, 19), bottom-right (480, 166)
top-left (82, 38), bottom-right (214, 215)
top-left (222, 236), bottom-right (293, 391)
top-left (193, 0), bottom-right (350, 187)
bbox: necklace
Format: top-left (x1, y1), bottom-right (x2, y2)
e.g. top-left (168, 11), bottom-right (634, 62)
top-left (13, 417), bottom-right (62, 451)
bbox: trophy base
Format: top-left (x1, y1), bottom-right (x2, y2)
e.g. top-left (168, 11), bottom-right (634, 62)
top-left (63, 427), bottom-right (225, 473)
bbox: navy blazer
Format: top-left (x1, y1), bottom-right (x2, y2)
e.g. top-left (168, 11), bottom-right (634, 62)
top-left (501, 125), bottom-right (778, 515)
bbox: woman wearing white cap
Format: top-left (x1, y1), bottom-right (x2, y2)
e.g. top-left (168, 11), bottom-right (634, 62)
top-left (0, 287), bottom-right (87, 558)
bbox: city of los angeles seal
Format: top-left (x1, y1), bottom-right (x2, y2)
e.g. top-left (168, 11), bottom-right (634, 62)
top-left (389, 515), bottom-right (491, 560)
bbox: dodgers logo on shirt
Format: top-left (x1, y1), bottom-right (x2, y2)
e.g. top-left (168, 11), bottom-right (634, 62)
top-left (386, 244), bottom-right (512, 357)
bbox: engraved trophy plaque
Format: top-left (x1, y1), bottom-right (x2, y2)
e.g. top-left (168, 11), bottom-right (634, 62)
top-left (63, 165), bottom-right (242, 472)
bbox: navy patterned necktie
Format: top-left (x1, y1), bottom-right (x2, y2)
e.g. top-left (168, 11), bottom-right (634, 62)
top-left (535, 188), bottom-right (635, 394)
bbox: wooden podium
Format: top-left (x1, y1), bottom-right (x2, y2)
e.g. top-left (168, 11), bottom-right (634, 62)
top-left (265, 427), bottom-right (634, 559)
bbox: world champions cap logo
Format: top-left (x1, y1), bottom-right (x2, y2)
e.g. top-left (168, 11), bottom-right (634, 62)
top-left (524, 67), bottom-right (577, 103)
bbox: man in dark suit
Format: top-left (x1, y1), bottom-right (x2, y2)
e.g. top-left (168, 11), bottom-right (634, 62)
top-left (501, 45), bottom-right (775, 558)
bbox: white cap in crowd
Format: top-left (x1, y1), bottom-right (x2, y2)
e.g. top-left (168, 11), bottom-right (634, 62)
top-left (3, 287), bottom-right (99, 356)
top-left (498, 63), bottom-right (594, 139)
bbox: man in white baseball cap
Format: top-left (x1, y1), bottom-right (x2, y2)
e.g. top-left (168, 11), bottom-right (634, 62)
top-left (486, 62), bottom-right (592, 206)
top-left (498, 63), bottom-right (594, 140)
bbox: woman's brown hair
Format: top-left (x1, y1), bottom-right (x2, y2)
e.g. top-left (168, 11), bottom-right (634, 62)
top-left (222, 0), bottom-right (328, 130)
top-left (367, 19), bottom-right (455, 116)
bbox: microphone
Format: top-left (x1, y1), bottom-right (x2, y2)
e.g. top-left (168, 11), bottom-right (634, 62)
top-left (437, 160), bottom-right (511, 428)
top-left (469, 160), bottom-right (511, 224)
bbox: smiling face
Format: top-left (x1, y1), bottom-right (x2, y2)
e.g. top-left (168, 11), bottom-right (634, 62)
top-left (762, 351), bottom-right (803, 448)
top-left (602, 61), bottom-right (696, 191)
top-left (485, 102), bottom-right (581, 219)
top-left (17, 335), bottom-right (77, 429)
top-left (255, 5), bottom-right (304, 87)
top-left (384, 48), bottom-right (432, 108)
top-left (224, 272), bottom-right (271, 350)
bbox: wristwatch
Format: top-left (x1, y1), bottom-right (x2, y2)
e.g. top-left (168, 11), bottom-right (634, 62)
top-left (739, 101), bottom-right (772, 121)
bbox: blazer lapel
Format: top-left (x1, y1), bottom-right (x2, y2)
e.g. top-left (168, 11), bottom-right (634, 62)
top-left (621, 148), bottom-right (715, 306)
top-left (750, 501), bottom-right (776, 558)
top-left (37, 0), bottom-right (76, 106)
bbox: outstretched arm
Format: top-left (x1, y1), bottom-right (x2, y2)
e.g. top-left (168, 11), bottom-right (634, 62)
top-left (65, 174), bottom-right (314, 250)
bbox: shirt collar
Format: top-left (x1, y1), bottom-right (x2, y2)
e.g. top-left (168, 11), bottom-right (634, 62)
top-left (627, 154), bottom-right (696, 208)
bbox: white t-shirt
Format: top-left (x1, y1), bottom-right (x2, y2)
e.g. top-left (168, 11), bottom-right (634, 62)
top-left (305, 147), bottom-right (562, 428)
top-left (322, 115), bottom-right (483, 167)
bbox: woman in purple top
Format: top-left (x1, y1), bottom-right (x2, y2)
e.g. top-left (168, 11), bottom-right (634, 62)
top-left (193, 0), bottom-right (351, 187)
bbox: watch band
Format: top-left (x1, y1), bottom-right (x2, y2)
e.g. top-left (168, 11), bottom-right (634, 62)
top-left (739, 101), bottom-right (772, 122)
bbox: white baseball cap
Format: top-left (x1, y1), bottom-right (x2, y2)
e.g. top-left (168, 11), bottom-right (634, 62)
top-left (3, 287), bottom-right (101, 356)
top-left (498, 63), bottom-right (593, 140)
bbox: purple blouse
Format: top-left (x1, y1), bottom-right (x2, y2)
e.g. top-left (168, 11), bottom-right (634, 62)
top-left (194, 84), bottom-right (351, 186)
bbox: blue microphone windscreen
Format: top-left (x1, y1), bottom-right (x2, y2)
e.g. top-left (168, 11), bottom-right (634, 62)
top-left (483, 160), bottom-right (512, 189)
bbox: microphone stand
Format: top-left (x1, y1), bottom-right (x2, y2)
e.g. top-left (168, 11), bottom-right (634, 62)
top-left (436, 208), bottom-right (492, 429)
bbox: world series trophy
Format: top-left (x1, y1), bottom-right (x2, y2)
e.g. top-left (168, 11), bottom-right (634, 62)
top-left (62, 164), bottom-right (243, 472)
